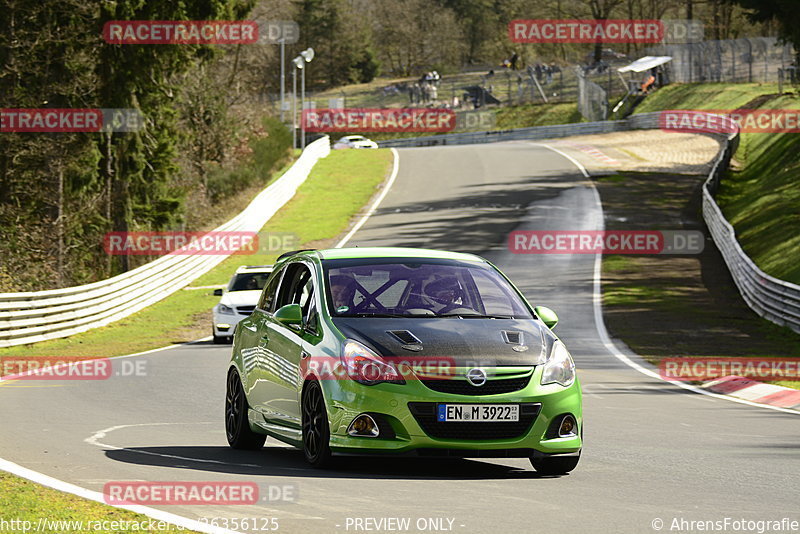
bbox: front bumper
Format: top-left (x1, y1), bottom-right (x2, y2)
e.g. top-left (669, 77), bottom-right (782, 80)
top-left (212, 311), bottom-right (249, 338)
top-left (321, 368), bottom-right (582, 457)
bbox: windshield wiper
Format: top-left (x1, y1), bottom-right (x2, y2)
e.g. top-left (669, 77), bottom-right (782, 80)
top-left (439, 313), bottom-right (516, 319)
top-left (345, 312), bottom-right (417, 318)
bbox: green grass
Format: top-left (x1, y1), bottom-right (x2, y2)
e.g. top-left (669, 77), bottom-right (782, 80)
top-left (634, 83), bottom-right (783, 112)
top-left (0, 472), bottom-right (196, 533)
top-left (0, 149), bottom-right (393, 361)
top-left (494, 102), bottom-right (583, 129)
top-left (596, 174), bottom-right (626, 183)
top-left (634, 83), bottom-right (800, 283)
top-left (597, 170), bottom-right (800, 390)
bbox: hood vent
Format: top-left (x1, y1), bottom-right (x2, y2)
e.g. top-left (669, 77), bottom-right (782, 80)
top-left (387, 330), bottom-right (422, 345)
top-left (501, 331), bottom-right (524, 345)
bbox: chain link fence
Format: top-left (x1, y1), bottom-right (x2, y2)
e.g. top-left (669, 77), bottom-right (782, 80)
top-left (577, 68), bottom-right (609, 121)
top-left (778, 66), bottom-right (799, 93)
top-left (646, 37), bottom-right (795, 83)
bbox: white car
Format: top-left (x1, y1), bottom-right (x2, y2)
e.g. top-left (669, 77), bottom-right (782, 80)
top-left (332, 135), bottom-right (379, 149)
top-left (212, 265), bottom-right (273, 343)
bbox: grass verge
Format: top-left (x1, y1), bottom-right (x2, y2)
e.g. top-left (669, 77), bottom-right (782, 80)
top-left (495, 102), bottom-right (583, 129)
top-left (596, 171), bottom-right (800, 389)
top-left (0, 148), bottom-right (393, 361)
top-left (0, 472), bottom-right (197, 533)
top-left (634, 82), bottom-right (800, 283)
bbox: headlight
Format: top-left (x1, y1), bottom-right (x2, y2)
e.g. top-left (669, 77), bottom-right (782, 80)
top-left (217, 304), bottom-right (234, 315)
top-left (540, 340), bottom-right (575, 387)
top-left (341, 340), bottom-right (404, 386)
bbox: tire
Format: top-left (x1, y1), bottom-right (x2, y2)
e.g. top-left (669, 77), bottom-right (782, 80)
top-left (530, 452), bottom-right (580, 475)
top-left (225, 370), bottom-right (266, 450)
top-left (301, 381), bottom-right (333, 468)
top-left (213, 333), bottom-right (227, 344)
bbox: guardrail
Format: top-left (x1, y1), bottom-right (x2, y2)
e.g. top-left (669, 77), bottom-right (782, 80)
top-left (701, 135), bottom-right (800, 334)
top-left (379, 113), bottom-right (800, 334)
top-left (0, 136), bottom-right (331, 348)
top-left (377, 113), bottom-right (664, 148)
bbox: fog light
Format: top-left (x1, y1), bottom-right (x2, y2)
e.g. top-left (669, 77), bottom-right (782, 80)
top-left (216, 324), bottom-right (231, 330)
top-left (558, 415), bottom-right (577, 437)
top-left (347, 414), bottom-right (379, 437)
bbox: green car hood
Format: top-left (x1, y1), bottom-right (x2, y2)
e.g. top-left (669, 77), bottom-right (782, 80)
top-left (330, 317), bottom-right (553, 367)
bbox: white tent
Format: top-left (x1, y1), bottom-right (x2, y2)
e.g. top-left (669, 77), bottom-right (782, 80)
top-left (617, 56), bottom-right (672, 73)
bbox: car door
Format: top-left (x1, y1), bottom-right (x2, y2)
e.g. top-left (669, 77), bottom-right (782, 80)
top-left (260, 261), bottom-right (315, 429)
top-left (237, 265), bottom-right (284, 411)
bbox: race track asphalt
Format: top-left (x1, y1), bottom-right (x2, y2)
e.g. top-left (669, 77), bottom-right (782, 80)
top-left (1, 142), bottom-right (798, 534)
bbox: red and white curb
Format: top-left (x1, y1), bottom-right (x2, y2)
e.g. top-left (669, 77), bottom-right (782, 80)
top-left (552, 140), bottom-right (620, 166)
top-left (700, 376), bottom-right (800, 411)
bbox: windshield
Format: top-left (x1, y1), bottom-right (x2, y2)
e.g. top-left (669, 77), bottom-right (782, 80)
top-left (228, 272), bottom-right (271, 292)
top-left (323, 258), bottom-right (531, 318)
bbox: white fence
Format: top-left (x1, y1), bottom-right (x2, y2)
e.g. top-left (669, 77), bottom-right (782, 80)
top-left (379, 114), bottom-right (800, 334)
top-left (0, 136), bottom-right (330, 348)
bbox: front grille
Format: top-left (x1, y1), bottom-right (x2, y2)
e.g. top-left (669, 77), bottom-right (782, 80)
top-left (408, 402), bottom-right (540, 440)
top-left (420, 375), bottom-right (531, 396)
top-left (236, 306), bottom-right (256, 315)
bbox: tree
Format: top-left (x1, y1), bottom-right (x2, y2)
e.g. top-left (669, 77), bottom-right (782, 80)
top-left (96, 0), bottom-right (254, 272)
top-left (724, 0), bottom-right (800, 64)
top-left (371, 0), bottom-right (463, 75)
top-left (0, 0), bottom-right (102, 287)
top-left (588, 0), bottom-right (626, 62)
top-left (293, 0), bottom-right (380, 87)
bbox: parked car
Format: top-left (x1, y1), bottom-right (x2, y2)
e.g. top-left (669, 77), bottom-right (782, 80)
top-left (225, 248), bottom-right (582, 473)
top-left (212, 265), bottom-right (273, 343)
top-left (332, 135), bottom-right (379, 150)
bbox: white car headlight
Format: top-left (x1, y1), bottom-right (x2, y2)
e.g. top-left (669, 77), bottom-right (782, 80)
top-left (540, 340), bottom-right (575, 387)
top-left (341, 340), bottom-right (404, 386)
top-left (217, 304), bottom-right (234, 315)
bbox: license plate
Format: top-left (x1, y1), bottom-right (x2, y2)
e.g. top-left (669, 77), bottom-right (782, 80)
top-left (437, 404), bottom-right (519, 422)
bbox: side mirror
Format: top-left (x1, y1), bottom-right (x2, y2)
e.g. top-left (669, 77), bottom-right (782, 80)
top-left (274, 303), bottom-right (303, 327)
top-left (213, 288), bottom-right (223, 296)
top-left (534, 306), bottom-right (559, 330)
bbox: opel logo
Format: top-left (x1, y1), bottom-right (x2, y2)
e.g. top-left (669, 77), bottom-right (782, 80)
top-left (466, 368), bottom-right (487, 387)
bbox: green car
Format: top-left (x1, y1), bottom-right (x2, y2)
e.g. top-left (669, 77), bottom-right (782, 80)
top-left (225, 247), bottom-right (582, 474)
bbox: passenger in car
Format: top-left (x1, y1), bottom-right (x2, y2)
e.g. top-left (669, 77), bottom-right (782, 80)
top-left (329, 274), bottom-right (358, 311)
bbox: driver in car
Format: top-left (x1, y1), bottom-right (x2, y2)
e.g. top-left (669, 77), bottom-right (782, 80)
top-left (244, 277), bottom-right (259, 290)
top-left (329, 274), bottom-right (358, 311)
top-left (424, 276), bottom-right (466, 314)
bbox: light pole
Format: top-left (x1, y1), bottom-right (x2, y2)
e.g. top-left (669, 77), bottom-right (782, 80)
top-left (299, 48), bottom-right (315, 149)
top-left (292, 56), bottom-right (303, 150)
top-left (279, 38), bottom-right (285, 123)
